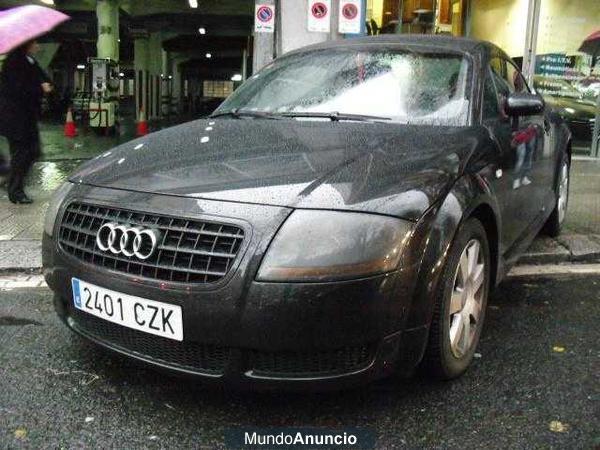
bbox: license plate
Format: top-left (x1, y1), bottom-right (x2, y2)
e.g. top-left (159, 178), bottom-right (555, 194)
top-left (71, 278), bottom-right (183, 341)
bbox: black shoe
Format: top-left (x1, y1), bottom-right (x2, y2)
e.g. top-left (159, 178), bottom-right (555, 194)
top-left (9, 194), bottom-right (33, 204)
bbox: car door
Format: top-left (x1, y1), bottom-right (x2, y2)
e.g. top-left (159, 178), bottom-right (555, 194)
top-left (481, 65), bottom-right (523, 251)
top-left (485, 56), bottom-right (547, 247)
top-left (504, 60), bottom-right (555, 213)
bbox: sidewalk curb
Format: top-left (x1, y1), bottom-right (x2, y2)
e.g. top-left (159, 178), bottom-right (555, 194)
top-left (515, 235), bottom-right (600, 265)
top-left (0, 240), bottom-right (43, 274)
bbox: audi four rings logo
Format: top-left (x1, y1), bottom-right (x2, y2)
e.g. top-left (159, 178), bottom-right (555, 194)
top-left (96, 223), bottom-right (161, 260)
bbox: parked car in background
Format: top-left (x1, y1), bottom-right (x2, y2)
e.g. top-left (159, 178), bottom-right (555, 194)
top-left (43, 36), bottom-right (571, 389)
top-left (534, 75), bottom-right (596, 148)
top-left (573, 76), bottom-right (600, 100)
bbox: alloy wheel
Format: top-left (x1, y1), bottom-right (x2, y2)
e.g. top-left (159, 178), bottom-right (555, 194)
top-left (557, 162), bottom-right (569, 225)
top-left (449, 239), bottom-right (486, 358)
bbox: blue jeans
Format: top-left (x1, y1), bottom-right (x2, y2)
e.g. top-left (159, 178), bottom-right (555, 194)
top-left (515, 137), bottom-right (535, 178)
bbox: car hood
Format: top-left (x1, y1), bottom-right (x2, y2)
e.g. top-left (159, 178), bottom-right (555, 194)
top-left (71, 119), bottom-right (485, 221)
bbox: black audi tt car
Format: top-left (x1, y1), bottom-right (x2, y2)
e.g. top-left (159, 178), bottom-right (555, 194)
top-left (43, 35), bottom-right (571, 389)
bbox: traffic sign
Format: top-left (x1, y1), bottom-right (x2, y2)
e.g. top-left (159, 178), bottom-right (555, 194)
top-left (308, 0), bottom-right (331, 33)
top-left (255, 4), bottom-right (275, 33)
top-left (339, 0), bottom-right (362, 34)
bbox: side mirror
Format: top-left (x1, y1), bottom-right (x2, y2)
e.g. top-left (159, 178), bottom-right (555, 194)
top-left (505, 92), bottom-right (545, 116)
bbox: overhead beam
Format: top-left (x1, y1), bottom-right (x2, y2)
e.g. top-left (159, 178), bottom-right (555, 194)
top-left (122, 0), bottom-right (253, 17)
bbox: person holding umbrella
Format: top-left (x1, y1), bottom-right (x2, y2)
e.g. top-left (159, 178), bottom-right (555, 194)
top-left (0, 40), bottom-right (53, 203)
top-left (0, 5), bottom-right (69, 204)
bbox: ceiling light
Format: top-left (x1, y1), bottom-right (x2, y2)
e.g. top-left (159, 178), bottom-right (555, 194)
top-left (205, 53), bottom-right (212, 59)
top-left (76, 64), bottom-right (86, 70)
top-left (231, 74), bottom-right (242, 82)
top-left (189, 0), bottom-right (198, 8)
top-left (40, 0), bottom-right (55, 5)
top-left (198, 27), bottom-right (206, 35)
top-left (119, 72), bottom-right (125, 77)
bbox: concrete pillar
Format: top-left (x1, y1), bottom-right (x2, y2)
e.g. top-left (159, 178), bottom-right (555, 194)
top-left (241, 48), bottom-right (248, 81)
top-left (253, 0), bottom-right (276, 72)
top-left (253, 0), bottom-right (344, 72)
top-left (148, 33), bottom-right (164, 120)
top-left (134, 37), bottom-right (149, 120)
top-left (170, 55), bottom-right (187, 114)
top-left (522, 0), bottom-right (541, 87)
top-left (279, 0), bottom-right (342, 55)
top-left (96, 0), bottom-right (120, 61)
top-left (134, 33), bottom-right (165, 121)
top-left (592, 95), bottom-right (600, 157)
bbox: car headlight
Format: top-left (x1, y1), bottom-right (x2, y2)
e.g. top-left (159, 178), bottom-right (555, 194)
top-left (257, 210), bottom-right (413, 282)
top-left (43, 182), bottom-right (75, 237)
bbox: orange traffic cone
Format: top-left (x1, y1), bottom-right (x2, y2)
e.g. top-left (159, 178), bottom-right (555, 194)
top-left (64, 108), bottom-right (77, 137)
top-left (136, 108), bottom-right (149, 136)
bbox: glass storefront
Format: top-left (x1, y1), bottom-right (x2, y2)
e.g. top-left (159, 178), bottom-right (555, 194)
top-left (365, 0), bottom-right (463, 36)
top-left (470, 0), bottom-right (599, 155)
top-left (366, 0), bottom-right (600, 156)
top-left (533, 0), bottom-right (599, 155)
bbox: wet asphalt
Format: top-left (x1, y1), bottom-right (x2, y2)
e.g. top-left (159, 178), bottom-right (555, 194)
top-left (0, 275), bottom-right (598, 449)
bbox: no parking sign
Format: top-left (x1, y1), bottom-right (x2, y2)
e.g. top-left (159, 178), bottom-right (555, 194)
top-left (339, 0), bottom-right (362, 34)
top-left (255, 4), bottom-right (275, 33)
top-left (308, 0), bottom-right (331, 33)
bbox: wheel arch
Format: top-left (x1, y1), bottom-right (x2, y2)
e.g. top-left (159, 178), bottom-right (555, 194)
top-left (468, 203), bottom-right (500, 289)
top-left (403, 176), bottom-right (502, 331)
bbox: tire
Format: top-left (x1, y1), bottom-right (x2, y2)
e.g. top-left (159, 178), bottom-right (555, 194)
top-left (543, 154), bottom-right (570, 237)
top-left (421, 218), bottom-right (490, 380)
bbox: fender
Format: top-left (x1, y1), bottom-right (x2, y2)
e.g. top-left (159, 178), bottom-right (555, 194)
top-left (404, 174), bottom-right (502, 331)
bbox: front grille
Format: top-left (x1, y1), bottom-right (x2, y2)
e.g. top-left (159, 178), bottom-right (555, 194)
top-left (69, 306), bottom-right (229, 374)
top-left (59, 202), bottom-right (245, 284)
top-left (248, 345), bottom-right (374, 377)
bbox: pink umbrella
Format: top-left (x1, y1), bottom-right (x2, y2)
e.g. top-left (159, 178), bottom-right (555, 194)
top-left (579, 29), bottom-right (600, 57)
top-left (0, 5), bottom-right (70, 54)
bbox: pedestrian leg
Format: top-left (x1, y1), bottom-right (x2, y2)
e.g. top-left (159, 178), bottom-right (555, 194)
top-left (7, 138), bottom-right (33, 203)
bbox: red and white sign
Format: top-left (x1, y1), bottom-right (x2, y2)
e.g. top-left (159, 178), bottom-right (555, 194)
top-left (308, 0), bottom-right (331, 33)
top-left (339, 0), bottom-right (362, 34)
top-left (255, 4), bottom-right (275, 33)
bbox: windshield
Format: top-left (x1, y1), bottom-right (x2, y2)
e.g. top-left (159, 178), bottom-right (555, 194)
top-left (216, 48), bottom-right (472, 126)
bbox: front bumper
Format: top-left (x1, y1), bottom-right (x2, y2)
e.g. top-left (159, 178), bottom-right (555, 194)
top-left (43, 186), bottom-right (428, 389)
top-left (53, 290), bottom-right (427, 389)
top-left (48, 270), bottom-right (427, 390)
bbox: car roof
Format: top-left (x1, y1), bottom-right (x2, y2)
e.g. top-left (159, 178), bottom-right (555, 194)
top-left (286, 34), bottom-right (492, 57)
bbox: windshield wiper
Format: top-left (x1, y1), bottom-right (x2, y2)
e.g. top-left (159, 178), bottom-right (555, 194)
top-left (279, 111), bottom-right (392, 122)
top-left (209, 108), bottom-right (282, 120)
top-left (210, 109), bottom-right (392, 123)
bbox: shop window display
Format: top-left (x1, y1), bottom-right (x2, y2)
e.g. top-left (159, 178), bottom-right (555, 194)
top-left (533, 1), bottom-right (599, 154)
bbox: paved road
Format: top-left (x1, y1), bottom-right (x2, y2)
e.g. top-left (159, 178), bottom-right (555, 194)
top-left (0, 275), bottom-right (598, 449)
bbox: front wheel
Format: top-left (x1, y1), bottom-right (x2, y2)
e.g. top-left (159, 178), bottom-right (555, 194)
top-left (421, 218), bottom-right (490, 380)
top-left (543, 155), bottom-right (570, 237)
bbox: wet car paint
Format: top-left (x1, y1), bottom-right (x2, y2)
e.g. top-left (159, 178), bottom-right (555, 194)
top-left (43, 35), bottom-right (571, 388)
top-left (543, 96), bottom-right (596, 146)
top-left (70, 120), bottom-right (487, 221)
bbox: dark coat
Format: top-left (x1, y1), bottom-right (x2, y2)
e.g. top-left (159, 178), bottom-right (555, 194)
top-left (0, 51), bottom-right (50, 142)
